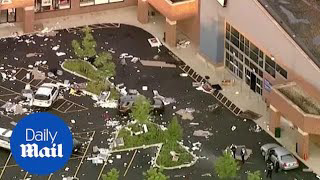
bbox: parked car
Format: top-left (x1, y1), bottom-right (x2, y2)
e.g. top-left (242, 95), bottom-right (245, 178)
top-left (0, 127), bottom-right (12, 150)
top-left (32, 83), bottom-right (60, 108)
top-left (118, 95), bottom-right (164, 114)
top-left (261, 143), bottom-right (299, 170)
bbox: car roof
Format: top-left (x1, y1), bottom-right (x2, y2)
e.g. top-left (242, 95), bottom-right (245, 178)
top-left (36, 86), bottom-right (53, 96)
top-left (0, 128), bottom-right (12, 138)
top-left (262, 143), bottom-right (280, 150)
top-left (273, 147), bottom-right (291, 156)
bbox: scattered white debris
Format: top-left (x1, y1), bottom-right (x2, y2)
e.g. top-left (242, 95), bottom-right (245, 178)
top-left (148, 37), bottom-right (162, 47)
top-left (235, 91), bottom-right (239, 95)
top-left (176, 108), bottom-right (194, 120)
top-left (52, 45), bottom-right (60, 51)
top-left (142, 86), bottom-right (148, 91)
top-left (116, 155), bottom-right (121, 159)
top-left (190, 122), bottom-right (199, 126)
top-left (249, 124), bottom-right (262, 133)
top-left (177, 40), bottom-right (190, 49)
top-left (131, 57), bottom-right (140, 63)
top-left (27, 65), bottom-right (33, 69)
top-left (193, 130), bottom-right (213, 138)
top-left (153, 90), bottom-right (176, 105)
top-left (56, 52), bottom-right (66, 56)
top-left (231, 126), bottom-right (237, 131)
top-left (172, 106), bottom-right (176, 110)
top-left (71, 119), bottom-right (76, 124)
top-left (108, 159), bottom-right (113, 164)
top-left (65, 167), bottom-right (69, 171)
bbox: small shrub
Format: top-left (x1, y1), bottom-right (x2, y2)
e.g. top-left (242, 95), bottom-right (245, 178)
top-left (214, 151), bottom-right (239, 179)
top-left (166, 116), bottom-right (183, 143)
top-left (86, 81), bottom-right (110, 95)
top-left (102, 168), bottom-right (119, 180)
top-left (247, 171), bottom-right (261, 180)
top-left (72, 26), bottom-right (97, 59)
top-left (131, 95), bottom-right (152, 124)
top-left (143, 167), bottom-right (168, 180)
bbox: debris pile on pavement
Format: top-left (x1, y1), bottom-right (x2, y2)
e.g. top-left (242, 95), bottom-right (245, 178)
top-left (193, 130), bottom-right (213, 138)
top-left (176, 108), bottom-right (195, 120)
top-left (208, 104), bottom-right (220, 112)
top-left (196, 83), bottom-right (214, 94)
top-left (177, 40), bottom-right (190, 49)
top-left (231, 125), bottom-right (237, 131)
top-left (88, 146), bottom-right (110, 165)
top-left (192, 142), bottom-right (202, 151)
top-left (148, 37), bottom-right (162, 48)
top-left (249, 124), bottom-right (262, 133)
top-left (153, 90), bottom-right (176, 105)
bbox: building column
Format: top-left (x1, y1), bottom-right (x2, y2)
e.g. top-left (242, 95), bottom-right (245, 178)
top-left (71, 0), bottom-right (80, 13)
top-left (23, 6), bottom-right (35, 33)
top-left (269, 105), bottom-right (281, 134)
top-left (297, 129), bottom-right (309, 160)
top-left (16, 8), bottom-right (24, 22)
top-left (165, 18), bottom-right (177, 47)
top-left (137, 0), bottom-right (149, 24)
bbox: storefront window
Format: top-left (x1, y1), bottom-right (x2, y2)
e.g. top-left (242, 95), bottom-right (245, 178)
top-left (80, 0), bottom-right (123, 6)
top-left (35, 0), bottom-right (71, 13)
top-left (0, 9), bottom-right (16, 23)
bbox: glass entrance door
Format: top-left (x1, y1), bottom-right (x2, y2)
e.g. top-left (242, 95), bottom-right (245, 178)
top-left (0, 9), bottom-right (16, 24)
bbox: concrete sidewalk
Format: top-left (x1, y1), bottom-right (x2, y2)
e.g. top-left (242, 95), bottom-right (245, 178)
top-left (1, 5), bottom-right (319, 176)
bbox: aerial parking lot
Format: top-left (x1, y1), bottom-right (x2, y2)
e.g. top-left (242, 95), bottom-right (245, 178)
top-left (0, 24), bottom-right (318, 180)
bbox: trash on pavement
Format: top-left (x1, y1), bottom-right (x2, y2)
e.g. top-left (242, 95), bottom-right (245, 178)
top-left (148, 38), bottom-right (162, 47)
top-left (180, 73), bottom-right (188, 77)
top-left (142, 86), bottom-right (148, 91)
top-left (196, 83), bottom-right (214, 94)
top-left (176, 108), bottom-right (195, 120)
top-left (208, 104), bottom-right (219, 112)
top-left (231, 125), bottom-right (237, 131)
top-left (249, 124), bottom-right (262, 133)
top-left (131, 57), bottom-right (140, 63)
top-left (193, 130), bottom-right (213, 138)
top-left (52, 45), bottom-right (60, 51)
top-left (56, 52), bottom-right (66, 56)
top-left (114, 137), bottom-right (124, 148)
top-left (153, 90), bottom-right (176, 105)
top-left (140, 60), bottom-right (176, 68)
top-left (177, 40), bottom-right (190, 49)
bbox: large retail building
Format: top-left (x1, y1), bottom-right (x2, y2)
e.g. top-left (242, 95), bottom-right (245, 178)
top-left (1, 0), bottom-right (320, 160)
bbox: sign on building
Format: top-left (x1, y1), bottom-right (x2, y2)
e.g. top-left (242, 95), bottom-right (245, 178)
top-left (42, 0), bottom-right (52, 6)
top-left (216, 0), bottom-right (227, 7)
top-left (264, 79), bottom-right (272, 92)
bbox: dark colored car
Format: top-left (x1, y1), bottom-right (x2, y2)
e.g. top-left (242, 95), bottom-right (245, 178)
top-left (118, 95), bottom-right (164, 115)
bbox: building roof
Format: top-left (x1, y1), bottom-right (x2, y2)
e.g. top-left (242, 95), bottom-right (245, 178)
top-left (257, 0), bottom-right (320, 67)
top-left (276, 83), bottom-right (320, 115)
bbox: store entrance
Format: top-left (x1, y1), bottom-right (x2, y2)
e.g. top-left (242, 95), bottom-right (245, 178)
top-left (0, 9), bottom-right (16, 24)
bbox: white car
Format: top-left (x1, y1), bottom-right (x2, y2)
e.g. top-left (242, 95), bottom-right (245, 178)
top-left (32, 83), bottom-right (60, 108)
top-left (0, 127), bottom-right (12, 150)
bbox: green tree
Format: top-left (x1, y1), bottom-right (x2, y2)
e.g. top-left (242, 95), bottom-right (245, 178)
top-left (102, 168), bottom-right (119, 180)
top-left (166, 116), bottom-right (183, 143)
top-left (94, 52), bottom-right (112, 68)
top-left (143, 167), bottom-right (168, 180)
top-left (214, 151), bottom-right (239, 179)
top-left (247, 171), bottom-right (261, 180)
top-left (131, 95), bottom-right (152, 124)
top-left (72, 26), bottom-right (97, 59)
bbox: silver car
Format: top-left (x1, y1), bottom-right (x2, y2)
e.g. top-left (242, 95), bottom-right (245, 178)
top-left (261, 143), bottom-right (299, 170)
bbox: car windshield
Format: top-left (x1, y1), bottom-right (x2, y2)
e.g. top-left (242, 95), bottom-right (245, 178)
top-left (34, 94), bottom-right (50, 100)
top-left (281, 154), bottom-right (294, 161)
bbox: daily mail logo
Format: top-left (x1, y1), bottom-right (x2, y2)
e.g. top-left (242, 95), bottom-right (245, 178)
top-left (10, 113), bottom-right (73, 175)
top-left (20, 129), bottom-right (63, 158)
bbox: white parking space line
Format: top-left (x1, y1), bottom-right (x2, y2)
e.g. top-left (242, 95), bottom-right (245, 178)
top-left (73, 131), bottom-right (96, 178)
top-left (123, 150), bottom-right (137, 177)
top-left (0, 153), bottom-right (12, 179)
